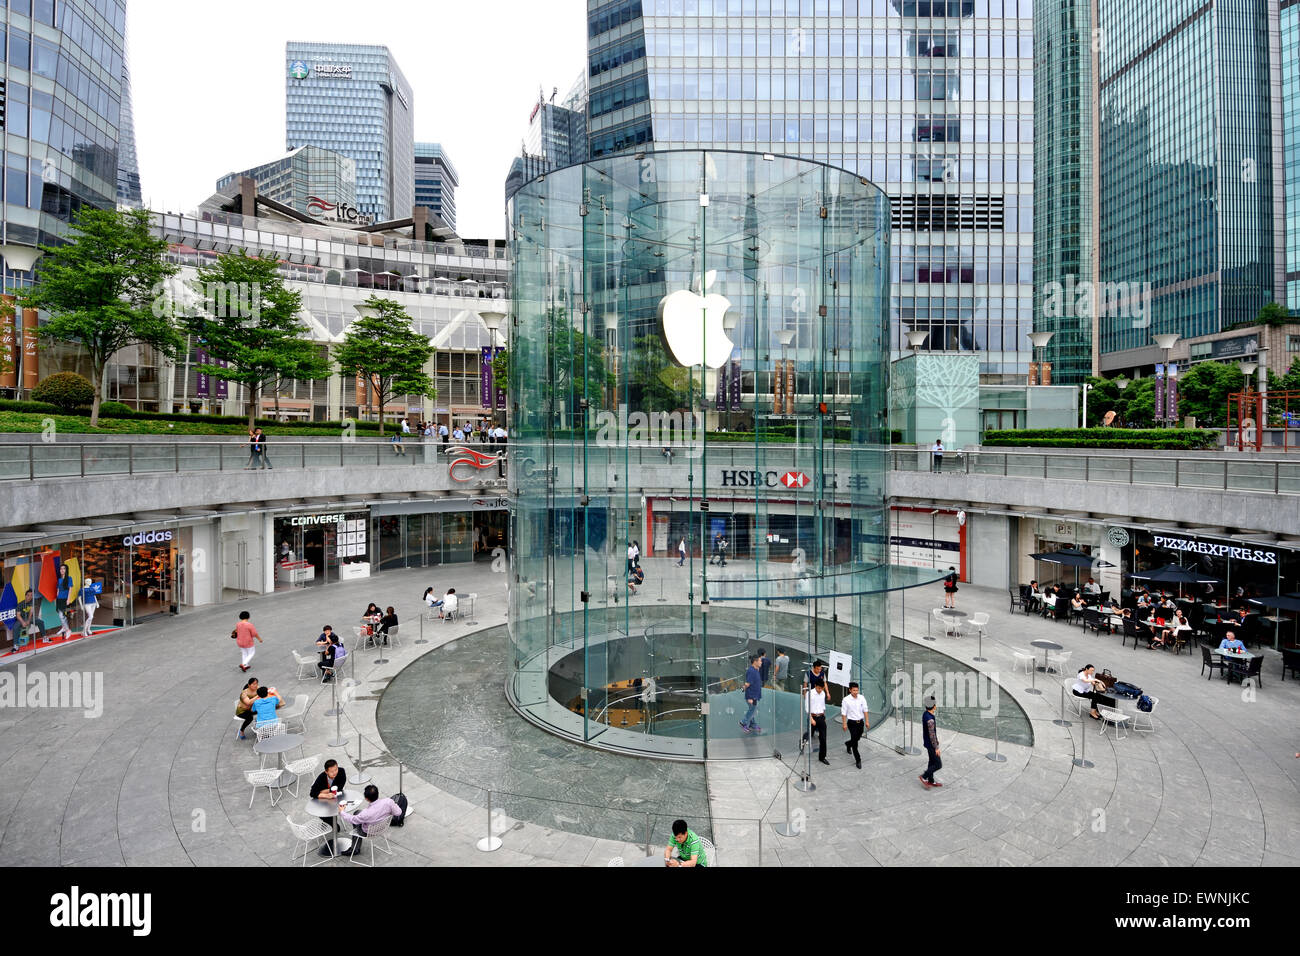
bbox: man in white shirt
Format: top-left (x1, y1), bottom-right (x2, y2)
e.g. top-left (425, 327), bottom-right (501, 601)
top-left (439, 423), bottom-right (449, 444)
top-left (440, 588), bottom-right (459, 620)
top-left (931, 438), bottom-right (944, 472)
top-left (801, 677), bottom-right (830, 764)
top-left (1083, 578), bottom-right (1101, 595)
top-left (840, 681), bottom-right (870, 769)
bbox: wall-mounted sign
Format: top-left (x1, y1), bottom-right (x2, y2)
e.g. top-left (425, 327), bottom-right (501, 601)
top-left (306, 196), bottom-right (373, 226)
top-left (290, 513), bottom-right (347, 526)
top-left (1151, 534), bottom-right (1277, 565)
top-left (122, 530), bottom-right (174, 547)
top-left (289, 60), bottom-right (309, 80)
top-left (780, 471), bottom-right (809, 489)
top-left (313, 63), bottom-right (353, 78)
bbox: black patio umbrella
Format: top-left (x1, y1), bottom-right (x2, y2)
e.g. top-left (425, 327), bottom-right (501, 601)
top-left (1128, 564), bottom-right (1221, 586)
top-left (1029, 549), bottom-right (1115, 590)
top-left (1248, 594), bottom-right (1300, 647)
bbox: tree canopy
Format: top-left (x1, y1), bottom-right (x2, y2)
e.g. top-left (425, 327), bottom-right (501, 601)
top-left (333, 296), bottom-right (436, 435)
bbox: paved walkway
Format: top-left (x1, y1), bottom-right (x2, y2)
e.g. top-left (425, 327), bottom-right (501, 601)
top-left (0, 566), bottom-right (1294, 867)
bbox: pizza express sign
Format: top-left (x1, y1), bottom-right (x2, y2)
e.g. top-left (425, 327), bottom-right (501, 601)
top-left (1151, 534), bottom-right (1277, 565)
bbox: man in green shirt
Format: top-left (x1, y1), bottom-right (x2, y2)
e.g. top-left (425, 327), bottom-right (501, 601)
top-left (664, 819), bottom-right (708, 867)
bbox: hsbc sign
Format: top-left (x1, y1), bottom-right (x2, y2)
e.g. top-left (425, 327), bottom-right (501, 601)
top-left (719, 469), bottom-right (810, 489)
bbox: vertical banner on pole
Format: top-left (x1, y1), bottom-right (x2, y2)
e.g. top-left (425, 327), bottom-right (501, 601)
top-left (1167, 369), bottom-right (1178, 422)
top-left (0, 295), bottom-right (16, 389)
top-left (21, 308), bottom-right (38, 390)
top-left (213, 357), bottom-right (229, 400)
top-left (773, 361), bottom-right (784, 415)
top-left (1159, 361), bottom-right (1170, 421)
top-left (785, 359), bottom-right (795, 413)
top-left (195, 348), bottom-right (209, 398)
top-left (354, 373), bottom-right (366, 410)
top-left (715, 360), bottom-right (727, 411)
top-left (480, 346), bottom-right (493, 409)
top-left (730, 359), bottom-right (742, 410)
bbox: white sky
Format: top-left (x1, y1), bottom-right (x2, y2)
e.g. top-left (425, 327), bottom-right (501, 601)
top-left (129, 0), bottom-right (587, 239)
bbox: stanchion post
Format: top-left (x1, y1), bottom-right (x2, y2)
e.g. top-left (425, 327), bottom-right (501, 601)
top-left (353, 734), bottom-right (372, 784)
top-left (775, 776), bottom-right (800, 837)
top-left (974, 626), bottom-right (986, 663)
top-left (794, 682), bottom-right (816, 792)
top-left (1053, 682), bottom-right (1072, 727)
top-left (645, 812), bottom-right (652, 856)
top-left (416, 614), bottom-right (428, 645)
top-left (1025, 656), bottom-right (1041, 695)
top-left (476, 790), bottom-right (503, 852)
top-left (986, 712), bottom-right (1006, 762)
top-left (1073, 715), bottom-right (1095, 769)
top-left (328, 677), bottom-right (346, 748)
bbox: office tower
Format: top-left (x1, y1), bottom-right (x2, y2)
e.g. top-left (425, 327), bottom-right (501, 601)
top-left (285, 42), bottom-right (414, 222)
top-left (216, 146), bottom-right (359, 220)
top-left (1283, 0), bottom-right (1299, 312)
top-left (505, 73), bottom-right (589, 204)
top-left (585, 0), bottom-right (1036, 380)
top-left (414, 143), bottom-right (459, 232)
top-left (117, 59), bottom-right (143, 207)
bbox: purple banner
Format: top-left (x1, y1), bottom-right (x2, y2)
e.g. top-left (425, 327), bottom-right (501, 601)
top-left (195, 348), bottom-right (209, 398)
top-left (1167, 369), bottom-right (1178, 422)
top-left (730, 359), bottom-right (742, 411)
top-left (480, 346), bottom-right (494, 409)
top-left (214, 357), bottom-right (228, 400)
top-left (1154, 365), bottom-right (1165, 422)
top-left (715, 362), bottom-right (727, 411)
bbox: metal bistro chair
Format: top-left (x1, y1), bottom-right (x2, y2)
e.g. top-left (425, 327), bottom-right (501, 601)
top-left (385, 623), bottom-right (401, 648)
top-left (1012, 649), bottom-right (1036, 675)
top-left (254, 721), bottom-right (287, 768)
top-left (1200, 644), bottom-right (1229, 681)
top-left (1064, 679), bottom-right (1088, 718)
top-left (245, 768), bottom-right (285, 809)
top-left (279, 694), bottom-right (309, 734)
top-left (346, 813), bottom-right (395, 866)
top-left (1097, 706), bottom-right (1131, 740)
top-left (1046, 649), bottom-right (1072, 676)
top-left (1009, 586), bottom-right (1026, 614)
top-left (282, 753), bottom-right (323, 798)
top-left (1226, 655), bottom-right (1263, 689)
top-left (288, 817), bottom-right (335, 866)
top-left (1131, 696), bottom-right (1159, 734)
top-left (292, 650), bottom-right (317, 681)
top-left (963, 612), bottom-right (990, 641)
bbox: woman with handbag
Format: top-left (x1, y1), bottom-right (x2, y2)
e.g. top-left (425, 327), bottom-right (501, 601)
top-left (1072, 664), bottom-right (1108, 720)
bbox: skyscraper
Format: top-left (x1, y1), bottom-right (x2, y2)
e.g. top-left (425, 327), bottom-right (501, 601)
top-left (116, 59), bottom-right (143, 207)
top-left (215, 146), bottom-right (359, 220)
top-left (285, 43), bottom-right (414, 222)
top-left (414, 143), bottom-right (459, 232)
top-left (505, 74), bottom-right (589, 205)
top-left (1283, 0), bottom-right (1300, 313)
top-left (1038, 0), bottom-right (1287, 380)
top-left (585, 0), bottom-right (1036, 380)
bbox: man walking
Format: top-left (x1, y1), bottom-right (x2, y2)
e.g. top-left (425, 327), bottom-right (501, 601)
top-left (677, 537), bottom-right (687, 567)
top-left (758, 648), bottom-right (772, 688)
top-left (920, 694), bottom-right (942, 788)
top-left (841, 681), bottom-right (869, 768)
top-left (740, 652), bottom-right (763, 734)
top-left (801, 677), bottom-right (829, 764)
top-left (773, 648), bottom-right (790, 692)
top-left (234, 609), bottom-right (262, 672)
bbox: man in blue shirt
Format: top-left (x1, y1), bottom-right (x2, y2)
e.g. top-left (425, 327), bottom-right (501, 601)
top-left (250, 685), bottom-right (283, 725)
top-left (1217, 631), bottom-right (1246, 654)
top-left (740, 653), bottom-right (763, 734)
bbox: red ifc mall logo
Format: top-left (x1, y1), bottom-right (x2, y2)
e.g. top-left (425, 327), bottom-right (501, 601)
top-left (306, 196), bottom-right (373, 226)
top-left (781, 471), bottom-right (809, 489)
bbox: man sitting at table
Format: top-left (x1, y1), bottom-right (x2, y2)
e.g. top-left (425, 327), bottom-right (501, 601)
top-left (1136, 592), bottom-right (1152, 610)
top-left (1027, 581), bottom-right (1043, 612)
top-left (338, 784), bottom-right (405, 853)
top-left (1083, 578), bottom-right (1101, 595)
top-left (1153, 609), bottom-right (1190, 649)
top-left (1217, 630), bottom-right (1246, 654)
top-left (309, 758), bottom-right (347, 800)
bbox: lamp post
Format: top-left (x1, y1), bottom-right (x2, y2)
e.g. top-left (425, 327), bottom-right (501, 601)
top-left (904, 329), bottom-right (929, 352)
top-left (1082, 383), bottom-right (1093, 428)
top-left (722, 309), bottom-right (739, 431)
top-left (479, 310), bottom-right (507, 425)
top-left (1256, 344), bottom-right (1270, 429)
top-left (1027, 330), bottom-right (1054, 385)
top-left (1, 244), bottom-right (44, 399)
top-left (1152, 333), bottom-right (1179, 427)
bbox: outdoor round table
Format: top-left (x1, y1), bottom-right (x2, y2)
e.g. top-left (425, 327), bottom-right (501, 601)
top-left (306, 789), bottom-right (358, 858)
top-left (1214, 648), bottom-right (1256, 680)
top-left (632, 855), bottom-right (667, 867)
top-left (939, 608), bottom-right (967, 636)
top-left (1030, 639), bottom-right (1063, 673)
top-left (252, 732), bottom-right (305, 787)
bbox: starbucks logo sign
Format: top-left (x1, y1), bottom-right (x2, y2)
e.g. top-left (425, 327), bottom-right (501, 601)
top-left (1106, 527), bottom-right (1130, 548)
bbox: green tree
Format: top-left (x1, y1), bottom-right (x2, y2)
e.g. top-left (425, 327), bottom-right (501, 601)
top-left (1174, 361), bottom-right (1245, 427)
top-left (185, 250), bottom-right (330, 429)
top-left (1255, 301), bottom-right (1294, 327)
top-left (21, 206), bottom-right (180, 426)
top-left (32, 371), bottom-right (94, 411)
top-left (625, 334), bottom-right (692, 411)
top-left (491, 349), bottom-right (508, 393)
top-left (333, 296), bottom-right (436, 435)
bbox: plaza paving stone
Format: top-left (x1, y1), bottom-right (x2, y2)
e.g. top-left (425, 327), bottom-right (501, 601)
top-left (0, 560), bottom-right (1293, 866)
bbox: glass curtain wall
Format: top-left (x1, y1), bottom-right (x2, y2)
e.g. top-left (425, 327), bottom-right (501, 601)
top-left (509, 149), bottom-right (893, 759)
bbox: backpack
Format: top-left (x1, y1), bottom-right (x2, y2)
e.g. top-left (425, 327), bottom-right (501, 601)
top-left (1112, 680), bottom-right (1142, 700)
top-left (1137, 695), bottom-right (1153, 713)
top-left (389, 792), bottom-right (408, 826)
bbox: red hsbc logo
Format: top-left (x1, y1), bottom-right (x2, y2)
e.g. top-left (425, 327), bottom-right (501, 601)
top-left (781, 471), bottom-right (809, 489)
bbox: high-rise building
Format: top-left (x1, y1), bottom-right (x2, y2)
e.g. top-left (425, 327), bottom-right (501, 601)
top-left (504, 74), bottom-right (589, 205)
top-left (585, 0), bottom-right (1036, 381)
top-left (216, 146), bottom-right (359, 221)
top-left (285, 42), bottom-right (414, 222)
top-left (1283, 0), bottom-right (1300, 313)
top-left (414, 143), bottom-right (459, 232)
top-left (1038, 1), bottom-right (1287, 380)
top-left (116, 59), bottom-right (143, 207)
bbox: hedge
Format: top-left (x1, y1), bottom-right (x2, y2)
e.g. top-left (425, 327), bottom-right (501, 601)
top-left (981, 428), bottom-right (1219, 450)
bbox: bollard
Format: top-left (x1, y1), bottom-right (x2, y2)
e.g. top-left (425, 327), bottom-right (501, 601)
top-left (986, 713), bottom-right (1006, 762)
top-left (757, 819), bottom-right (762, 866)
top-left (353, 734), bottom-right (372, 784)
top-left (374, 630), bottom-right (389, 665)
top-left (774, 777), bottom-right (800, 837)
top-left (1073, 717), bottom-right (1095, 769)
top-left (657, 577), bottom-right (666, 603)
top-left (399, 761), bottom-right (404, 795)
top-left (1053, 683), bottom-right (1072, 727)
top-left (973, 626), bottom-right (987, 663)
top-left (416, 614), bottom-right (428, 645)
top-left (328, 677), bottom-right (346, 748)
top-left (645, 812), bottom-right (652, 856)
top-left (476, 790), bottom-right (503, 852)
top-left (326, 666), bottom-right (343, 717)
top-left (794, 686), bottom-right (817, 792)
top-left (902, 701), bottom-right (920, 756)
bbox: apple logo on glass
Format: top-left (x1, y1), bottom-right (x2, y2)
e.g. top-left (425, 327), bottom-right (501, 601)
top-left (657, 271), bottom-right (735, 369)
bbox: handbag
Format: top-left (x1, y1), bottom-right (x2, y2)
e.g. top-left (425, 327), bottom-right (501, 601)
top-left (1096, 669), bottom-right (1117, 690)
top-left (230, 629), bottom-right (238, 640)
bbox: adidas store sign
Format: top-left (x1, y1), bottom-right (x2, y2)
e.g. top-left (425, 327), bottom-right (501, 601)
top-left (122, 530), bottom-right (174, 547)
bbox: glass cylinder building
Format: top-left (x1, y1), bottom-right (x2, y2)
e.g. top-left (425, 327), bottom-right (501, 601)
top-left (508, 149), bottom-right (912, 760)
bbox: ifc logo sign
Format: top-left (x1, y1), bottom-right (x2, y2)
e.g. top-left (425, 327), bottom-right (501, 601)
top-left (289, 60), bottom-right (309, 80)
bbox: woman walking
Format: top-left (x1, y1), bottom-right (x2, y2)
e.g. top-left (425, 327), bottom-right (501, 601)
top-left (233, 610), bottom-right (262, 672)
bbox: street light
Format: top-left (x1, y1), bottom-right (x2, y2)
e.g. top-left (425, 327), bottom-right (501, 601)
top-left (1257, 345), bottom-right (1270, 426)
top-left (1152, 333), bottom-right (1179, 426)
top-left (904, 329), bottom-right (929, 351)
top-left (1, 244), bottom-right (44, 398)
top-left (1028, 330), bottom-right (1054, 385)
top-left (1082, 383), bottom-right (1093, 428)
